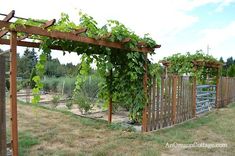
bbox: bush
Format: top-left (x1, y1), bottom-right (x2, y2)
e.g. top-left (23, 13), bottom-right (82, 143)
top-left (73, 75), bottom-right (102, 114)
top-left (57, 77), bottom-right (76, 97)
top-left (66, 99), bottom-right (73, 109)
top-left (80, 75), bottom-right (100, 99)
top-left (51, 95), bottom-right (60, 108)
top-left (42, 77), bottom-right (76, 96)
top-left (74, 92), bottom-right (92, 114)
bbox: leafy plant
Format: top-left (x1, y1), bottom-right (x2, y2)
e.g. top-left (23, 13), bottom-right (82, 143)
top-left (66, 99), bottom-right (73, 109)
top-left (51, 95), bottom-right (60, 108)
top-left (74, 92), bottom-right (92, 114)
top-left (13, 11), bottom-right (157, 122)
top-left (161, 51), bottom-right (221, 83)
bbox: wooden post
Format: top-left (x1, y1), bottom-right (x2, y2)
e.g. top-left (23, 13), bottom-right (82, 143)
top-left (0, 54), bottom-right (7, 156)
top-left (142, 53), bottom-right (148, 132)
top-left (192, 76), bottom-right (196, 117)
top-left (215, 68), bottom-right (221, 108)
top-left (108, 69), bottom-right (113, 123)
top-left (10, 31), bottom-right (19, 156)
top-left (171, 75), bottom-right (177, 124)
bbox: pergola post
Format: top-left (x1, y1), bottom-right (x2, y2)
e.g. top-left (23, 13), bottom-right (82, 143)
top-left (0, 53), bottom-right (7, 156)
top-left (108, 68), bottom-right (113, 123)
top-left (10, 31), bottom-right (19, 156)
top-left (142, 53), bottom-right (148, 132)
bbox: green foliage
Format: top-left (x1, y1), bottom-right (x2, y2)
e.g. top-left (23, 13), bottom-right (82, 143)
top-left (74, 92), bottom-right (92, 114)
top-left (228, 64), bottom-right (235, 77)
top-left (30, 68), bottom-right (37, 88)
top-left (19, 131), bottom-right (39, 156)
top-left (162, 51), bottom-right (221, 82)
top-left (42, 77), bottom-right (76, 96)
top-left (14, 11), bottom-right (157, 122)
top-left (66, 99), bottom-right (73, 109)
top-left (51, 95), bottom-right (60, 108)
top-left (221, 57), bottom-right (235, 77)
top-left (17, 48), bottom-right (37, 79)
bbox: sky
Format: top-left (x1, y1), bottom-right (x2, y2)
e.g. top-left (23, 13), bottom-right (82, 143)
top-left (0, 0), bottom-right (235, 64)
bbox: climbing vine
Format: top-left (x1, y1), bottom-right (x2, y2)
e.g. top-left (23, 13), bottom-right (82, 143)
top-left (10, 12), bottom-right (157, 122)
top-left (162, 51), bottom-right (221, 83)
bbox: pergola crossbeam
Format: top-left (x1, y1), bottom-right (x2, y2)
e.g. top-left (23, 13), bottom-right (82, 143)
top-left (3, 10), bottom-right (15, 22)
top-left (72, 28), bottom-right (87, 35)
top-left (0, 20), bottom-right (157, 53)
top-left (121, 38), bottom-right (131, 43)
top-left (0, 29), bottom-right (8, 38)
top-left (18, 19), bottom-right (56, 41)
top-left (42, 19), bottom-right (56, 29)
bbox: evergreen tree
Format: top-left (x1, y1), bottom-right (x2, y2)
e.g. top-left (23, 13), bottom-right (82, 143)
top-left (18, 48), bottom-right (37, 79)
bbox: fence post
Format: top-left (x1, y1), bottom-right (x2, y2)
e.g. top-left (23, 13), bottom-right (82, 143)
top-left (171, 75), bottom-right (177, 124)
top-left (215, 67), bottom-right (221, 108)
top-left (0, 54), bottom-right (7, 156)
top-left (216, 77), bottom-right (220, 108)
top-left (192, 76), bottom-right (196, 117)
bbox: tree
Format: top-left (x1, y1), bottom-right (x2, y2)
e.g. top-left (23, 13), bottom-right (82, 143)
top-left (18, 48), bottom-right (37, 79)
top-left (45, 58), bottom-right (65, 77)
top-left (226, 57), bottom-right (234, 67)
top-left (228, 64), bottom-right (235, 77)
top-left (219, 57), bottom-right (224, 63)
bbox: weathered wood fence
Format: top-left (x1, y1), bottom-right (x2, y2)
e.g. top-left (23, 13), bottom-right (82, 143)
top-left (145, 75), bottom-right (195, 131)
top-left (144, 75), bottom-right (235, 132)
top-left (217, 77), bottom-right (235, 107)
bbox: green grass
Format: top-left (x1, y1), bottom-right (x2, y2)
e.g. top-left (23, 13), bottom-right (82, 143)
top-left (19, 131), bottom-right (39, 156)
top-left (7, 102), bottom-right (235, 155)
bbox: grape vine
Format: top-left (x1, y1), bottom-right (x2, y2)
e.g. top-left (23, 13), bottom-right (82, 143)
top-left (11, 12), bottom-right (157, 122)
top-left (162, 51), bottom-right (221, 83)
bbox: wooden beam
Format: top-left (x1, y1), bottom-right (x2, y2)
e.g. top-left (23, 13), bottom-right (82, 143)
top-left (121, 38), bottom-right (131, 43)
top-left (108, 69), bottom-right (113, 123)
top-left (0, 55), bottom-right (7, 156)
top-left (108, 95), bottom-right (113, 123)
top-left (0, 20), bottom-right (157, 53)
top-left (154, 44), bottom-right (161, 48)
top-left (142, 53), bottom-right (148, 132)
top-left (72, 28), bottom-right (87, 35)
top-left (41, 19), bottom-right (56, 29)
top-left (3, 10), bottom-right (15, 21)
top-left (10, 31), bottom-right (19, 156)
top-left (0, 38), bottom-right (63, 50)
top-left (0, 29), bottom-right (8, 38)
top-left (137, 41), bottom-right (147, 47)
top-left (192, 76), bottom-right (196, 117)
top-left (17, 19), bottom-right (56, 41)
top-left (17, 34), bottom-right (28, 41)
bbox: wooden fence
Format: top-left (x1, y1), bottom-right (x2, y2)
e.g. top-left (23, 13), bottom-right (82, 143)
top-left (217, 77), bottom-right (235, 107)
top-left (146, 75), bottom-right (195, 131)
top-left (144, 75), bottom-right (235, 132)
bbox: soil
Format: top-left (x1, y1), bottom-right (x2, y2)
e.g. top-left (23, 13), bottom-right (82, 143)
top-left (17, 89), bottom-right (131, 124)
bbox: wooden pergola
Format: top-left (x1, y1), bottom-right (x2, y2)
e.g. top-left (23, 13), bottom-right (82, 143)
top-left (0, 10), bottom-right (160, 156)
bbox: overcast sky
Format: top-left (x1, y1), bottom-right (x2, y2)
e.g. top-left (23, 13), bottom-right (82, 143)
top-left (0, 0), bottom-right (235, 64)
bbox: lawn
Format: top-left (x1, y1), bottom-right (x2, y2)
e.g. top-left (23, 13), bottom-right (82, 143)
top-left (6, 102), bottom-right (235, 156)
